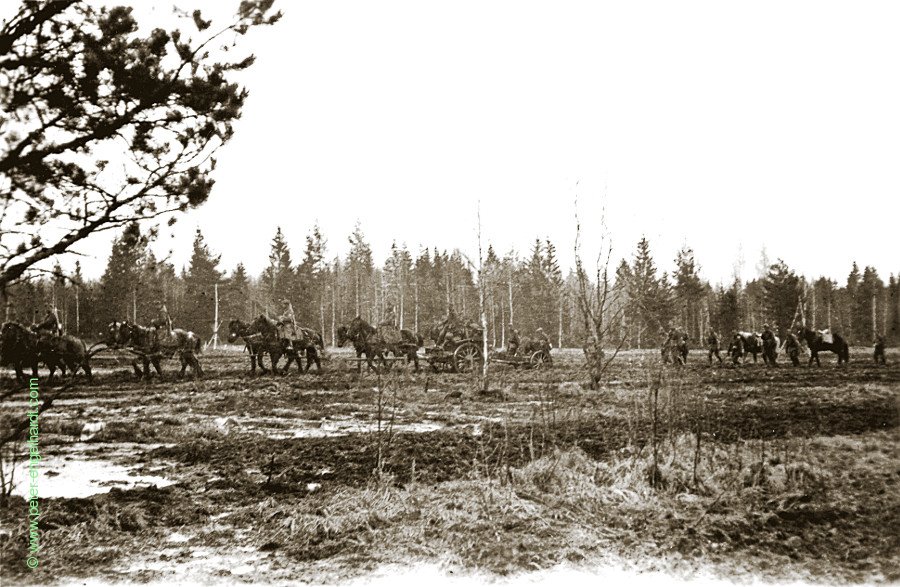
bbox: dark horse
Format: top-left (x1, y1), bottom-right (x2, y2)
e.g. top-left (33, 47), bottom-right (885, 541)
top-left (1, 322), bottom-right (92, 382)
top-left (34, 329), bottom-right (93, 381)
top-left (797, 327), bottom-right (849, 366)
top-left (1, 322), bottom-right (39, 382)
top-left (336, 317), bottom-right (423, 373)
top-left (729, 332), bottom-right (765, 365)
top-left (107, 321), bottom-right (203, 378)
top-left (228, 318), bottom-right (285, 374)
top-left (227, 316), bottom-right (324, 374)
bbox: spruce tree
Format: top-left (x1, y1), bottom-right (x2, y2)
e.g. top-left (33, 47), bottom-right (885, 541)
top-left (182, 229), bottom-right (223, 340)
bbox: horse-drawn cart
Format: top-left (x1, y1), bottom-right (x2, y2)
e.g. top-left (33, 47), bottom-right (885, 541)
top-left (419, 339), bottom-right (553, 373)
top-left (490, 347), bottom-right (553, 370)
top-left (420, 339), bottom-right (483, 373)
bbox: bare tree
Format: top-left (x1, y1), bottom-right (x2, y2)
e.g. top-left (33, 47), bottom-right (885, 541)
top-left (476, 203), bottom-right (489, 392)
top-left (572, 192), bottom-right (626, 389)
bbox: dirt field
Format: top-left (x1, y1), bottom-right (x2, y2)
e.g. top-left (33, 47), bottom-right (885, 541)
top-left (1, 346), bottom-right (898, 585)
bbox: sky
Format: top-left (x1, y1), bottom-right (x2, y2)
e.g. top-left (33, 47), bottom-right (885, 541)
top-left (20, 1), bottom-right (900, 285)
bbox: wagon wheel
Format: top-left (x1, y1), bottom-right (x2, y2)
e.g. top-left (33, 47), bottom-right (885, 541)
top-left (529, 350), bottom-right (551, 370)
top-left (452, 342), bottom-right (483, 373)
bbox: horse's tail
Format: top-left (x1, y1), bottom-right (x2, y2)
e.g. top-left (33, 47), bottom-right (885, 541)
top-left (417, 333), bottom-right (424, 348)
top-left (194, 334), bottom-right (203, 354)
top-left (316, 331), bottom-right (325, 351)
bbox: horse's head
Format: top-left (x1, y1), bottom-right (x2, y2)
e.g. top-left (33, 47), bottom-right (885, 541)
top-left (105, 321), bottom-right (118, 346)
top-left (0, 322), bottom-right (20, 354)
top-left (347, 316), bottom-right (375, 338)
top-left (227, 319), bottom-right (246, 343)
top-left (336, 325), bottom-right (349, 347)
top-left (116, 321), bottom-right (138, 347)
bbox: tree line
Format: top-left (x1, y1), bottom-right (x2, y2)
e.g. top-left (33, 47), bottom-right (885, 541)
top-left (4, 224), bottom-right (898, 349)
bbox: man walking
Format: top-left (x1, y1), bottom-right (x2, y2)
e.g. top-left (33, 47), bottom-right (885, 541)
top-left (707, 329), bottom-right (723, 365)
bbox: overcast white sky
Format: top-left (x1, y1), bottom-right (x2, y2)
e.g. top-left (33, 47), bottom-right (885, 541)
top-left (44, 1), bottom-right (900, 284)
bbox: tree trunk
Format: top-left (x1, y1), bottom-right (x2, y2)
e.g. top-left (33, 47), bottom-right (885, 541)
top-left (331, 282), bottom-right (336, 346)
top-left (508, 269), bottom-right (514, 327)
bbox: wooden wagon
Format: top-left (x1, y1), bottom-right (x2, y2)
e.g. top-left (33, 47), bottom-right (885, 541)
top-left (419, 339), bottom-right (553, 373)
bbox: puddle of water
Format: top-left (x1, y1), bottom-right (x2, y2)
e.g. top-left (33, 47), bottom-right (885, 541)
top-left (207, 414), bottom-right (445, 439)
top-left (166, 532), bottom-right (191, 543)
top-left (8, 444), bottom-right (174, 499)
top-left (80, 421), bottom-right (106, 441)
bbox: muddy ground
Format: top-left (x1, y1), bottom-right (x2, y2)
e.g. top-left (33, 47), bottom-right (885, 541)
top-left (0, 346), bottom-right (898, 585)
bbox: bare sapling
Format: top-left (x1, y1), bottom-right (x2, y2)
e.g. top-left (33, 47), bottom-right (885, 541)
top-left (573, 194), bottom-right (627, 389)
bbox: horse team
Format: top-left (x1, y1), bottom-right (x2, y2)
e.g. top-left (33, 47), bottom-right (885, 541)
top-left (0, 313), bottom-right (880, 385)
top-left (667, 326), bottom-right (853, 368)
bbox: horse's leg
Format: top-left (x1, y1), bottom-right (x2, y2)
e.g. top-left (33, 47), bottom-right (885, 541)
top-left (179, 354), bottom-right (188, 377)
top-left (13, 362), bottom-right (25, 383)
top-left (357, 349), bottom-right (364, 374)
top-left (258, 348), bottom-right (270, 374)
top-left (152, 357), bottom-right (163, 378)
top-left (366, 351), bottom-right (379, 373)
top-left (271, 350), bottom-right (283, 375)
top-left (191, 353), bottom-right (203, 378)
top-left (132, 358), bottom-right (144, 378)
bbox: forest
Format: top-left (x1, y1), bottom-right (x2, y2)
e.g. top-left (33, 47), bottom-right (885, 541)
top-left (5, 222), bottom-right (897, 350)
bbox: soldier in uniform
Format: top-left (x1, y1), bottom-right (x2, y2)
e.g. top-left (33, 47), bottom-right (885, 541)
top-left (33, 305), bottom-right (63, 335)
top-left (276, 299), bottom-right (296, 352)
top-left (729, 332), bottom-right (744, 365)
top-left (783, 331), bottom-right (802, 367)
top-left (507, 324), bottom-right (520, 356)
top-left (874, 335), bottom-right (887, 365)
top-left (437, 308), bottom-right (459, 346)
top-left (378, 305), bottom-right (401, 344)
top-left (535, 327), bottom-right (551, 350)
top-left (153, 301), bottom-right (173, 332)
top-left (381, 305), bottom-right (397, 328)
top-left (706, 329), bottom-right (723, 365)
top-left (761, 323), bottom-right (777, 364)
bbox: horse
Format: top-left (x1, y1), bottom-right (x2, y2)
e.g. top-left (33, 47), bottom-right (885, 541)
top-left (227, 317), bottom-right (288, 374)
top-left (294, 326), bottom-right (325, 373)
top-left (761, 331), bottom-right (780, 366)
top-left (33, 330), bottom-right (93, 382)
top-left (797, 327), bottom-right (849, 366)
top-left (248, 315), bottom-right (324, 373)
top-left (728, 332), bottom-right (764, 364)
top-left (661, 333), bottom-right (689, 366)
top-left (107, 321), bottom-right (203, 379)
top-left (1, 322), bottom-right (40, 382)
top-left (228, 316), bottom-right (323, 374)
top-left (337, 316), bottom-right (422, 373)
top-left (0, 322), bottom-right (92, 383)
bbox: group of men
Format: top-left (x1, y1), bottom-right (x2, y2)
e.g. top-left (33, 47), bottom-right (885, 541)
top-left (432, 308), bottom-right (551, 356)
top-left (703, 325), bottom-right (802, 366)
top-left (506, 324), bottom-right (552, 356)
